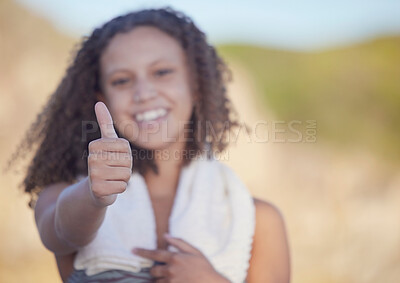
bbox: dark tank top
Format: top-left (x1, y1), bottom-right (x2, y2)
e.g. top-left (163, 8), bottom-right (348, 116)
top-left (66, 262), bottom-right (165, 283)
top-left (66, 262), bottom-right (247, 283)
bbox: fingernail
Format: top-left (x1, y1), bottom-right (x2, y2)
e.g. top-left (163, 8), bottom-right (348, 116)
top-left (164, 233), bottom-right (172, 238)
top-left (132, 248), bottom-right (139, 253)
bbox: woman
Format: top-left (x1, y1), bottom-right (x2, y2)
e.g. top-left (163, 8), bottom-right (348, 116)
top-left (13, 7), bottom-right (290, 282)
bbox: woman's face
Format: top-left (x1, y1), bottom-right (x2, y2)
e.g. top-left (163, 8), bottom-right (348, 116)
top-left (98, 26), bottom-right (194, 151)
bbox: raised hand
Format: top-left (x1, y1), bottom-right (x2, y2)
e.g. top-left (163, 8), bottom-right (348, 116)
top-left (87, 102), bottom-right (133, 207)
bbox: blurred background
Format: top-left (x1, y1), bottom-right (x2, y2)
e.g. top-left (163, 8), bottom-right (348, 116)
top-left (1, 0), bottom-right (399, 282)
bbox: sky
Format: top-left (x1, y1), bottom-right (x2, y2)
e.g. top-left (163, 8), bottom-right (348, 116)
top-left (16, 0), bottom-right (400, 51)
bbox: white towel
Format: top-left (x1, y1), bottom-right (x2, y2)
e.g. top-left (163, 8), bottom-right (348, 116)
top-left (73, 157), bottom-right (256, 283)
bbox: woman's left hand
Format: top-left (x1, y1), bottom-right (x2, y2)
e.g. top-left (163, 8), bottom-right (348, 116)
top-left (132, 234), bottom-right (230, 283)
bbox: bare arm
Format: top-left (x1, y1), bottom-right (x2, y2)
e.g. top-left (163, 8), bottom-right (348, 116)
top-left (55, 252), bottom-right (77, 282)
top-left (246, 198), bottom-right (291, 283)
top-left (34, 178), bottom-right (108, 255)
top-left (34, 102), bottom-right (132, 255)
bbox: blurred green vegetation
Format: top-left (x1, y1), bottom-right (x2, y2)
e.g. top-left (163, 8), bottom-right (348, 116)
top-left (218, 39), bottom-right (400, 163)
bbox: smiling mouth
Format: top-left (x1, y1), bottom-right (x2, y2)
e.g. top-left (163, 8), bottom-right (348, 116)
top-left (134, 108), bottom-right (168, 123)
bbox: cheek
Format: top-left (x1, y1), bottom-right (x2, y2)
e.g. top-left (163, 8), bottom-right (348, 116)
top-left (168, 79), bottom-right (193, 119)
top-left (173, 92), bottom-right (193, 122)
top-left (103, 86), bottom-right (131, 107)
top-left (105, 95), bottom-right (129, 124)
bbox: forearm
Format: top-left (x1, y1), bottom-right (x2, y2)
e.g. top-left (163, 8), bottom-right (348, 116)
top-left (54, 177), bottom-right (107, 250)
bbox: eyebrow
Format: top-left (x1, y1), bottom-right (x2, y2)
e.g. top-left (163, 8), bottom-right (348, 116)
top-left (104, 57), bottom-right (175, 77)
top-left (149, 58), bottom-right (169, 66)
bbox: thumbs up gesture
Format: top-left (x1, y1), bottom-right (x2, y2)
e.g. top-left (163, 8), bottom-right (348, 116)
top-left (88, 102), bottom-right (133, 207)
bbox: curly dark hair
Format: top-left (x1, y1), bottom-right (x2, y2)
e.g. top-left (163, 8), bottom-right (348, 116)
top-left (8, 7), bottom-right (240, 209)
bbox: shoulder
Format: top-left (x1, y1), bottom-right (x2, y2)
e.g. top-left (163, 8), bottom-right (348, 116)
top-left (36, 182), bottom-right (71, 209)
top-left (35, 175), bottom-right (86, 212)
top-left (253, 197), bottom-right (285, 227)
top-left (251, 197), bottom-right (288, 248)
top-left (247, 197), bottom-right (290, 283)
top-left (34, 182), bottom-right (73, 227)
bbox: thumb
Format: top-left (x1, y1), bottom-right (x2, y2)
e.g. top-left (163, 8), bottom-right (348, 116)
top-left (94, 102), bottom-right (118, 138)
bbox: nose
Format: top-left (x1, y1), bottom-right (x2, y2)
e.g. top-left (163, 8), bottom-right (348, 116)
top-left (132, 79), bottom-right (157, 103)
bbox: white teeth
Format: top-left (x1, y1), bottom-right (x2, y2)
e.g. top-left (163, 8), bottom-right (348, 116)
top-left (135, 108), bottom-right (167, 122)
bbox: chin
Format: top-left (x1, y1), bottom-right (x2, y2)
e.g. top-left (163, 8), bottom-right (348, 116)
top-left (131, 134), bottom-right (182, 151)
top-left (132, 140), bottom-right (168, 151)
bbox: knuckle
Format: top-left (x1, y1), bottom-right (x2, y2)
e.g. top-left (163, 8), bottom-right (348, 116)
top-left (88, 140), bottom-right (99, 151)
top-left (119, 138), bottom-right (130, 146)
top-left (122, 168), bottom-right (131, 181)
top-left (166, 266), bottom-right (174, 277)
top-left (88, 140), bottom-right (95, 149)
top-left (90, 180), bottom-right (102, 195)
top-left (88, 154), bottom-right (94, 165)
top-left (90, 167), bottom-right (102, 180)
top-left (123, 154), bottom-right (133, 165)
top-left (170, 253), bottom-right (179, 263)
top-left (105, 151), bottom-right (116, 161)
top-left (88, 153), bottom-right (99, 165)
top-left (120, 138), bottom-right (131, 151)
top-left (96, 182), bottom-right (109, 196)
top-left (88, 167), bottom-right (97, 178)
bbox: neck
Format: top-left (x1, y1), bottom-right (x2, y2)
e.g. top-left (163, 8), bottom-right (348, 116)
top-left (143, 141), bottom-right (187, 198)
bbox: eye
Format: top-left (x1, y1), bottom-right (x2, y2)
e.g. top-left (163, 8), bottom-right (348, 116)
top-left (111, 78), bottom-right (130, 86)
top-left (154, 68), bottom-right (173, 77)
